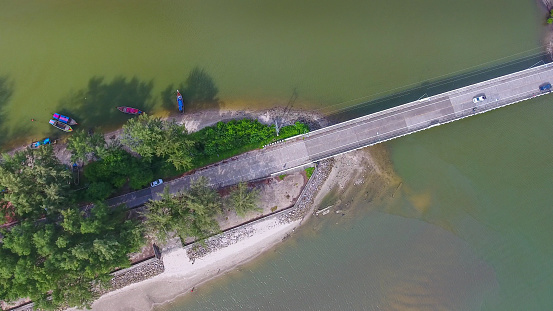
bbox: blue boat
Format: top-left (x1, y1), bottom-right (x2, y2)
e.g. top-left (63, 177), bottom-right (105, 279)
top-left (30, 138), bottom-right (51, 149)
top-left (53, 113), bottom-right (78, 125)
top-left (177, 90), bottom-right (184, 113)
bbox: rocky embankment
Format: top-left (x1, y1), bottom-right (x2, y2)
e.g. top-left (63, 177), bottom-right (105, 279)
top-left (186, 158), bottom-right (334, 261)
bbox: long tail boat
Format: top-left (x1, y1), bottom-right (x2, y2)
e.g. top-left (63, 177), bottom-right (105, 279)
top-left (49, 119), bottom-right (73, 132)
top-left (52, 113), bottom-right (78, 125)
top-left (117, 106), bottom-right (143, 115)
top-left (177, 90), bottom-right (184, 113)
top-left (30, 138), bottom-right (51, 149)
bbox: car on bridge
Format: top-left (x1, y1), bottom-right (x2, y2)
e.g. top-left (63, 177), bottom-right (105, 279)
top-left (472, 94), bottom-right (486, 103)
top-left (539, 82), bottom-right (551, 92)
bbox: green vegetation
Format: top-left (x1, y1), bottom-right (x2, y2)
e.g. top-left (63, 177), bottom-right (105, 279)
top-left (228, 181), bottom-right (261, 217)
top-left (548, 9), bottom-right (553, 24)
top-left (190, 119), bottom-right (309, 168)
top-left (0, 116), bottom-right (309, 309)
top-left (0, 146), bottom-right (71, 222)
top-left (121, 114), bottom-right (195, 171)
top-left (66, 130), bottom-right (106, 164)
top-left (0, 147), bottom-right (142, 310)
top-left (278, 174), bottom-right (287, 180)
top-left (84, 147), bottom-right (153, 200)
top-left (305, 167), bottom-right (315, 179)
top-left (278, 121), bottom-right (309, 138)
top-left (143, 177), bottom-right (222, 243)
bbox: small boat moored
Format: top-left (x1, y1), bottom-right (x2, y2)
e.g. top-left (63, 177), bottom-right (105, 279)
top-left (30, 138), bottom-right (51, 149)
top-left (49, 119), bottom-right (73, 132)
top-left (117, 106), bottom-right (143, 115)
top-left (52, 113), bottom-right (78, 125)
top-left (177, 90), bottom-right (184, 113)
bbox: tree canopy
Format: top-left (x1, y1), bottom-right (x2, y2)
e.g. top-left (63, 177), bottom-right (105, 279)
top-left (0, 146), bottom-right (143, 310)
top-left (0, 203), bottom-right (142, 310)
top-left (66, 130), bottom-right (106, 164)
top-left (228, 181), bottom-right (261, 217)
top-left (121, 114), bottom-right (194, 171)
top-left (0, 146), bottom-right (72, 221)
top-left (84, 146), bottom-right (153, 201)
top-left (143, 177), bottom-right (222, 243)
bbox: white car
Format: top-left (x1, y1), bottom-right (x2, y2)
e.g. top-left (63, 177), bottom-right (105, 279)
top-left (472, 95), bottom-right (486, 103)
top-left (150, 179), bottom-right (163, 188)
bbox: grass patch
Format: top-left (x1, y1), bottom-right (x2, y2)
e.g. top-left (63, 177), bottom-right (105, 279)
top-left (278, 174), bottom-right (287, 180)
top-left (305, 167), bottom-right (315, 179)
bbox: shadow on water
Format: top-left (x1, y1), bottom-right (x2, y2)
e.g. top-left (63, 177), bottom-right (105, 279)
top-left (161, 67), bottom-right (220, 114)
top-left (0, 75), bottom-right (13, 128)
top-left (56, 76), bottom-right (155, 132)
top-left (327, 52), bottom-right (551, 122)
top-left (0, 76), bottom-right (32, 149)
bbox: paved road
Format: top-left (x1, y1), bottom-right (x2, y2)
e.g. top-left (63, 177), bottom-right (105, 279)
top-left (108, 63), bottom-right (553, 208)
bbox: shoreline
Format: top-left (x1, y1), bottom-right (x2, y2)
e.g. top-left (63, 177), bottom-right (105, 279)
top-left (76, 158), bottom-right (335, 311)
top-left (77, 142), bottom-right (398, 311)
top-left (5, 107), bottom-right (331, 167)
top-left (84, 217), bottom-right (302, 311)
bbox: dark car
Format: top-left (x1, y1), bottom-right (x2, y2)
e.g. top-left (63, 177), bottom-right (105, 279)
top-left (539, 82), bottom-right (551, 92)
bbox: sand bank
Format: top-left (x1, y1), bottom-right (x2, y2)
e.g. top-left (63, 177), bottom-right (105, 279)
top-left (77, 217), bottom-right (300, 311)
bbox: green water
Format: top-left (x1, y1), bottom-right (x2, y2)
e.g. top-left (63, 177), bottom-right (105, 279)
top-left (0, 0), bottom-right (541, 147)
top-left (2, 0), bottom-right (551, 310)
top-left (162, 86), bottom-right (553, 311)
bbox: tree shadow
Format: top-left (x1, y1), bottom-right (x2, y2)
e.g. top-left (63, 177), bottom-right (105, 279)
top-left (0, 75), bottom-right (13, 129)
top-left (161, 67), bottom-right (220, 114)
top-left (56, 76), bottom-right (155, 132)
top-left (0, 76), bottom-right (30, 149)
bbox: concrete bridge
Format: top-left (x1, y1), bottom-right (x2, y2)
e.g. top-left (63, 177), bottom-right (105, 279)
top-left (108, 63), bottom-right (553, 208)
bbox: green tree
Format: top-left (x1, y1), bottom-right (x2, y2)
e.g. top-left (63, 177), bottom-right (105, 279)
top-left (228, 181), bottom-right (261, 217)
top-left (183, 176), bottom-right (222, 238)
top-left (0, 203), bottom-right (143, 310)
top-left (84, 147), bottom-right (153, 196)
top-left (121, 113), bottom-right (165, 160)
top-left (66, 130), bottom-right (106, 164)
top-left (0, 146), bottom-right (71, 221)
top-left (143, 177), bottom-right (222, 243)
top-left (85, 181), bottom-right (114, 201)
top-left (121, 114), bottom-right (194, 171)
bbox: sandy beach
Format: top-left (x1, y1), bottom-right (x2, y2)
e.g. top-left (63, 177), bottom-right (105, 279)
top-left (71, 142), bottom-right (398, 311)
top-left (80, 217), bottom-right (301, 311)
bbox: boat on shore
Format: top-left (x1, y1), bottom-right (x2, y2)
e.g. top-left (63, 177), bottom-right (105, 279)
top-left (117, 106), bottom-right (143, 115)
top-left (49, 119), bottom-right (73, 132)
top-left (177, 90), bottom-right (184, 113)
top-left (52, 113), bottom-right (77, 125)
top-left (30, 138), bottom-right (51, 149)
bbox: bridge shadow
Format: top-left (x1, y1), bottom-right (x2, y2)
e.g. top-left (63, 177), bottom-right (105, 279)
top-left (328, 52), bottom-right (551, 122)
top-left (161, 67), bottom-right (220, 114)
top-left (56, 76), bottom-right (155, 132)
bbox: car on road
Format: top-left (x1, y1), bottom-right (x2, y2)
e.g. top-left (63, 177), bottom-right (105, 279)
top-left (150, 179), bottom-right (163, 188)
top-left (539, 82), bottom-right (551, 92)
top-left (472, 94), bottom-right (486, 103)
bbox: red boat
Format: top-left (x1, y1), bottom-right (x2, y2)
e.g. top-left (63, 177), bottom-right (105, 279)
top-left (117, 106), bottom-right (143, 115)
